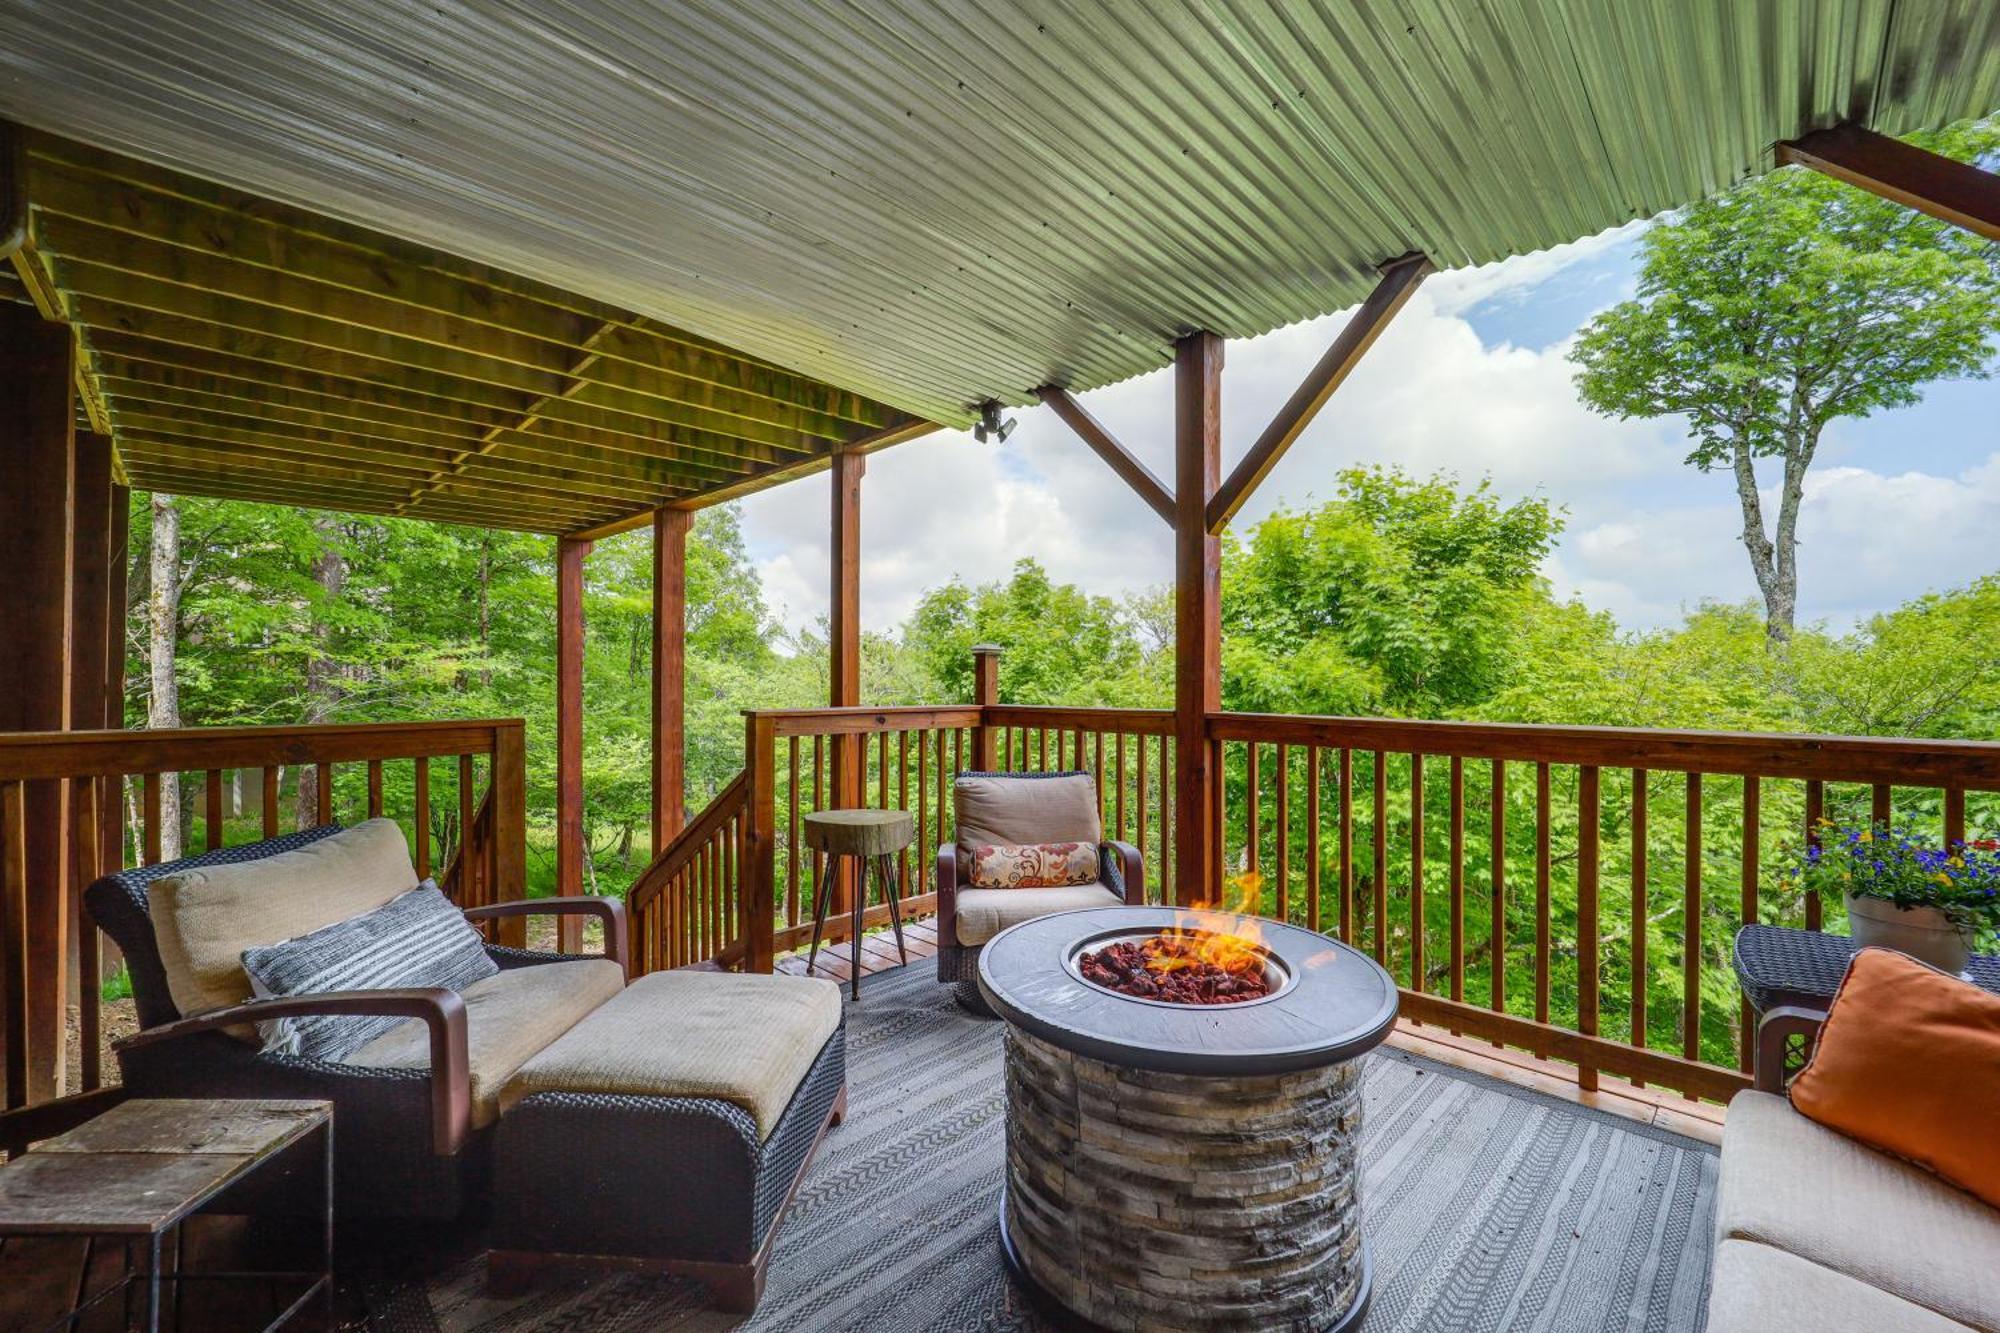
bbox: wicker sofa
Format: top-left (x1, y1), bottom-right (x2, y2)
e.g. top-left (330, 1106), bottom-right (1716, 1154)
top-left (86, 820), bottom-right (628, 1221)
top-left (934, 770), bottom-right (1143, 1012)
top-left (1704, 1009), bottom-right (2000, 1332)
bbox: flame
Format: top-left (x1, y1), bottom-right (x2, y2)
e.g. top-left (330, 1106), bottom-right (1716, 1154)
top-left (1144, 871), bottom-right (1268, 978)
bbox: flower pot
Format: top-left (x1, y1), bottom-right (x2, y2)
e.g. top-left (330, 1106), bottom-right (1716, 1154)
top-left (1844, 891), bottom-right (1972, 974)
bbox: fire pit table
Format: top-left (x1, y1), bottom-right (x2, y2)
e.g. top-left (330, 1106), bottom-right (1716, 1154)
top-left (979, 905), bottom-right (1397, 1333)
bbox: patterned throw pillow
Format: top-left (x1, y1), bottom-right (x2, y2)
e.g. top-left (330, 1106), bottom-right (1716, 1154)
top-left (239, 881), bottom-right (497, 1061)
top-left (967, 842), bottom-right (1101, 889)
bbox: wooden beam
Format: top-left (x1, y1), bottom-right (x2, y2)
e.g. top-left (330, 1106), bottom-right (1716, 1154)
top-left (1173, 332), bottom-right (1224, 906)
top-left (0, 301), bottom-right (74, 1104)
top-left (1035, 387), bottom-right (1175, 525)
top-left (1777, 123), bottom-right (2000, 243)
top-left (652, 507), bottom-right (690, 855)
top-left (556, 537), bottom-right (589, 951)
top-left (1207, 254), bottom-right (1431, 534)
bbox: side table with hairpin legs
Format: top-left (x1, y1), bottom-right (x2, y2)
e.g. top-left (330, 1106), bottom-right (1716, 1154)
top-left (803, 808), bottom-right (915, 999)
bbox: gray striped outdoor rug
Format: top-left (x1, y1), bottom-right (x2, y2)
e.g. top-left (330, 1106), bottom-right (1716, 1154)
top-left (400, 962), bottom-right (1717, 1332)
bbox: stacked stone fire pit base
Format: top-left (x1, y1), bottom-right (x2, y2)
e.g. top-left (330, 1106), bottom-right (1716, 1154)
top-left (979, 906), bottom-right (1397, 1333)
top-left (1001, 1027), bottom-right (1368, 1331)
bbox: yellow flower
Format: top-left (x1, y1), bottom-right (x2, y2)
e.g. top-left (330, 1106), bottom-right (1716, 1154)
top-left (1937, 874), bottom-right (1953, 886)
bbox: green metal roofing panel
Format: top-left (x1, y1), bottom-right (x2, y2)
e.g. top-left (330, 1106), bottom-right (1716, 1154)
top-left (0, 1), bottom-right (1994, 428)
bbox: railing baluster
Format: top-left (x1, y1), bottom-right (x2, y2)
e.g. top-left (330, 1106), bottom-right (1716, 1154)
top-left (1159, 736), bottom-right (1172, 906)
top-left (205, 769), bottom-right (224, 851)
top-left (1535, 762), bottom-right (1551, 1025)
top-left (1245, 742), bottom-right (1261, 883)
top-left (1684, 772), bottom-right (1703, 1066)
top-left (787, 737), bottom-right (801, 928)
top-left (1274, 743), bottom-right (1289, 921)
top-left (316, 761), bottom-right (332, 825)
top-left (367, 759), bottom-right (384, 821)
top-left (898, 729), bottom-right (910, 898)
top-left (1371, 751), bottom-right (1387, 966)
top-left (457, 755), bottom-right (475, 903)
top-left (1092, 731), bottom-right (1104, 810)
top-left (1577, 765), bottom-right (1601, 1093)
top-left (3, 780), bottom-right (27, 1110)
top-left (1114, 734), bottom-right (1127, 841)
top-left (1410, 752), bottom-right (1425, 993)
top-left (1306, 745), bottom-right (1321, 934)
top-left (414, 757), bottom-right (430, 878)
top-left (1945, 786), bottom-right (1966, 848)
top-left (262, 766), bottom-right (280, 838)
top-left (1448, 755), bottom-right (1464, 1007)
top-left (71, 776), bottom-right (101, 1091)
top-left (916, 731), bottom-right (929, 905)
top-left (1490, 759), bottom-right (1506, 1042)
top-left (143, 772), bottom-right (162, 865)
top-left (1739, 775), bottom-right (1761, 1073)
top-left (1631, 768), bottom-right (1648, 1066)
top-left (1871, 782), bottom-right (1891, 830)
top-left (1338, 748), bottom-right (1354, 944)
top-left (1803, 779), bottom-right (1824, 930)
top-left (1135, 735), bottom-right (1149, 897)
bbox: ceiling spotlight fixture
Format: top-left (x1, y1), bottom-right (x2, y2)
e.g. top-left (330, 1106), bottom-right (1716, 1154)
top-left (972, 399), bottom-right (1017, 444)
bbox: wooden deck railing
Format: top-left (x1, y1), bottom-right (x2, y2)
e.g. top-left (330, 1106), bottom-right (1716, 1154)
top-left (628, 770), bottom-right (749, 972)
top-left (0, 719), bottom-right (526, 1134)
top-left (631, 699), bottom-right (1999, 1106)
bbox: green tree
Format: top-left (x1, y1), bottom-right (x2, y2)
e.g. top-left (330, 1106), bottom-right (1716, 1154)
top-left (1569, 118), bottom-right (2000, 642)
top-left (903, 559), bottom-right (1140, 704)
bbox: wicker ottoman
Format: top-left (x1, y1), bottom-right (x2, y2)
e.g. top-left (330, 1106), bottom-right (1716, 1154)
top-left (487, 971), bottom-right (847, 1312)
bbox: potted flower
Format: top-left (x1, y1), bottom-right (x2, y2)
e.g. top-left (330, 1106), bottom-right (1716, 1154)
top-left (1783, 822), bottom-right (2000, 974)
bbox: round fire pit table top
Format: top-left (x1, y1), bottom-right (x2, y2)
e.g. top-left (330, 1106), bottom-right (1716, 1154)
top-left (978, 905), bottom-right (1397, 1076)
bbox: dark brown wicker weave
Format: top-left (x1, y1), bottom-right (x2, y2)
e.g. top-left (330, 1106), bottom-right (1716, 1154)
top-left (1733, 923), bottom-right (2000, 1015)
top-left (934, 771), bottom-right (1144, 1015)
top-left (487, 1019), bottom-right (847, 1313)
top-left (85, 824), bottom-right (626, 1222)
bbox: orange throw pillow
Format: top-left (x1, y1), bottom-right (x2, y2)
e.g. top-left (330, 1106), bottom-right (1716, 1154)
top-left (1788, 946), bottom-right (2000, 1208)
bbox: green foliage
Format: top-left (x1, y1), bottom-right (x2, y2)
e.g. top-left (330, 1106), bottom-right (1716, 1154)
top-left (904, 558), bottom-right (1143, 705)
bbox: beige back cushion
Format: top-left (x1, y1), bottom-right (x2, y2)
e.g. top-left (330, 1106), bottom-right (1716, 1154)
top-left (955, 773), bottom-right (1101, 850)
top-left (152, 818), bottom-right (420, 1021)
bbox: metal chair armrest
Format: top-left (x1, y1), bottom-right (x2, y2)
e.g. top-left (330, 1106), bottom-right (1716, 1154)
top-left (117, 987), bottom-right (472, 1154)
top-left (1754, 1004), bottom-right (1829, 1094)
top-left (463, 896), bottom-right (629, 975)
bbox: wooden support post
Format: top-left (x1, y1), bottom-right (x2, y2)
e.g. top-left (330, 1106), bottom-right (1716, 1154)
top-left (0, 302), bottom-right (75, 1102)
top-left (99, 483), bottom-right (129, 977)
top-left (651, 506), bottom-right (690, 856)
top-left (1173, 332), bottom-right (1223, 906)
top-left (1777, 123), bottom-right (2000, 243)
top-left (829, 450), bottom-right (864, 912)
top-left (67, 433), bottom-right (112, 1073)
top-left (971, 644), bottom-right (1001, 769)
top-left (555, 536), bottom-right (589, 951)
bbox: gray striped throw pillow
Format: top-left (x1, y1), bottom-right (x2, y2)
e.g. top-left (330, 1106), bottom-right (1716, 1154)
top-left (240, 880), bottom-right (497, 1061)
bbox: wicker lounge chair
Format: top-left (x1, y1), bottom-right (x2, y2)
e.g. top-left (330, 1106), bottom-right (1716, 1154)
top-left (934, 770), bottom-right (1144, 1012)
top-left (86, 821), bottom-right (626, 1221)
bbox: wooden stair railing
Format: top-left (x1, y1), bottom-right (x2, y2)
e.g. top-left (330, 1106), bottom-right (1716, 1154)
top-left (628, 771), bottom-right (751, 974)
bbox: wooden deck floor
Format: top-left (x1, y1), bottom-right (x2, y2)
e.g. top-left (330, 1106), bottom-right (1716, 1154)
top-left (774, 917), bottom-right (939, 983)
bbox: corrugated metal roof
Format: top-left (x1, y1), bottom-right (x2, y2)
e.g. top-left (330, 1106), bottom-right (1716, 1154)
top-left (1, 1), bottom-right (1995, 428)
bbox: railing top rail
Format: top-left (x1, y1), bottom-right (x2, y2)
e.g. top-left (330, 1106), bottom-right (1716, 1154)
top-left (630, 769), bottom-right (751, 911)
top-left (0, 719), bottom-right (524, 781)
top-left (1207, 711), bottom-right (2000, 788)
top-left (985, 704), bottom-right (1174, 734)
top-left (749, 706), bottom-right (984, 738)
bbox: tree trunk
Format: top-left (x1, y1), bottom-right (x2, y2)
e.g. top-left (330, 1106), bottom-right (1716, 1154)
top-left (147, 493), bottom-right (183, 860)
top-left (1726, 438), bottom-right (1790, 644)
top-left (477, 534), bottom-right (492, 690)
top-left (296, 514), bottom-right (347, 827)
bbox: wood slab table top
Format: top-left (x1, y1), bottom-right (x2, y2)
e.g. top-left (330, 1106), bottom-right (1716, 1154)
top-left (0, 1099), bottom-right (328, 1237)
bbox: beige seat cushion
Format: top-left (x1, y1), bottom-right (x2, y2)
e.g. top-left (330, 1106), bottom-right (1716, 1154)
top-left (345, 958), bottom-right (625, 1129)
top-left (954, 772), bottom-right (1101, 849)
top-left (953, 883), bottom-right (1121, 946)
top-left (1719, 1091), bottom-right (2000, 1331)
top-left (1706, 1239), bottom-right (1976, 1333)
top-left (151, 818), bottom-right (419, 1024)
top-left (497, 971), bottom-right (840, 1141)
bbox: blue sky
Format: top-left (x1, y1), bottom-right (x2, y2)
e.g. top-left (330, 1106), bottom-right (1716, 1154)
top-left (737, 221), bottom-right (2000, 640)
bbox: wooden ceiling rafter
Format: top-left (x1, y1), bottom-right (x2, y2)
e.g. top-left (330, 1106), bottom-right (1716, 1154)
top-left (1, 127), bottom-right (932, 534)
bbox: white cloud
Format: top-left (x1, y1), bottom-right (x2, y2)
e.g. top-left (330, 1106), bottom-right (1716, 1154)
top-left (735, 236), bottom-right (1999, 644)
